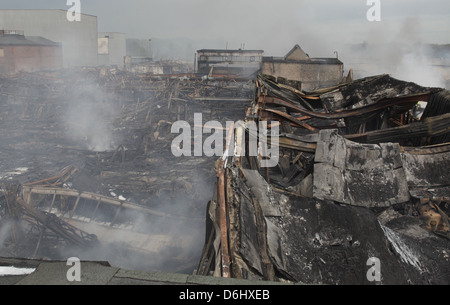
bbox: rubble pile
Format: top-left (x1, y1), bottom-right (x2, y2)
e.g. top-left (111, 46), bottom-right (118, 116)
top-left (0, 69), bottom-right (255, 273)
top-left (197, 74), bottom-right (450, 284)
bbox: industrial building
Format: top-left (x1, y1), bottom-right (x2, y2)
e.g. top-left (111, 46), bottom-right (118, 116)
top-left (262, 44), bottom-right (344, 91)
top-left (126, 38), bottom-right (153, 63)
top-left (195, 46), bottom-right (344, 90)
top-left (98, 32), bottom-right (127, 68)
top-left (0, 9), bottom-right (98, 67)
top-left (0, 30), bottom-right (63, 74)
top-left (196, 49), bottom-right (264, 78)
top-left (124, 38), bottom-right (157, 73)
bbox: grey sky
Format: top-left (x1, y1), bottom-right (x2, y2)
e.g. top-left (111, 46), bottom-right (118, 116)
top-left (0, 0), bottom-right (449, 56)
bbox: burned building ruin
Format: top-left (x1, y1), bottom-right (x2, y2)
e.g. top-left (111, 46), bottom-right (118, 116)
top-left (0, 61), bottom-right (448, 284)
top-left (196, 74), bottom-right (450, 284)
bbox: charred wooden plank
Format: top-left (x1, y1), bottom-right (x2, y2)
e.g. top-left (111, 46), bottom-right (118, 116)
top-left (345, 113), bottom-right (450, 144)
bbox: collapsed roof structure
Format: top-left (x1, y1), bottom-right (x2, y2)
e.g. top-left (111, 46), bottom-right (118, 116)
top-left (196, 73), bottom-right (450, 284)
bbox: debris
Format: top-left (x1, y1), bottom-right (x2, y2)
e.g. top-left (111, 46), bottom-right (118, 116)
top-left (196, 73), bottom-right (450, 284)
top-left (0, 66), bottom-right (448, 283)
top-left (0, 68), bottom-right (256, 272)
top-left (1, 184), bottom-right (99, 259)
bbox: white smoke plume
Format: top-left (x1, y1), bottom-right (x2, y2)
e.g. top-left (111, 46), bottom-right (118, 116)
top-left (63, 79), bottom-right (119, 152)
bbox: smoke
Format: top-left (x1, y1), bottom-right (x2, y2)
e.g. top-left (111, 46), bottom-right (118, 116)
top-left (0, 68), bottom-right (216, 274)
top-left (0, 219), bottom-right (13, 252)
top-left (394, 46), bottom-right (446, 88)
top-left (54, 178), bottom-right (209, 273)
top-left (63, 77), bottom-right (119, 152)
top-left (337, 17), bottom-right (448, 88)
top-left (0, 175), bottom-right (207, 273)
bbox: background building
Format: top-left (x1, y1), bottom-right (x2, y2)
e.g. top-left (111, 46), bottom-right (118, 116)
top-left (98, 32), bottom-right (127, 68)
top-left (196, 49), bottom-right (264, 78)
top-left (126, 38), bottom-right (153, 64)
top-left (0, 9), bottom-right (98, 67)
top-left (0, 30), bottom-right (62, 75)
top-left (262, 45), bottom-right (344, 91)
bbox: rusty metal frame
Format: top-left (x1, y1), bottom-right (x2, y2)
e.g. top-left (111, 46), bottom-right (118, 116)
top-left (258, 93), bottom-right (431, 120)
top-left (216, 164), bottom-right (231, 278)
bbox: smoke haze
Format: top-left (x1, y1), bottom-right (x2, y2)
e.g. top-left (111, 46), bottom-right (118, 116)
top-left (0, 1), bottom-right (448, 51)
top-left (63, 80), bottom-right (119, 151)
top-left (0, 0), bottom-right (448, 87)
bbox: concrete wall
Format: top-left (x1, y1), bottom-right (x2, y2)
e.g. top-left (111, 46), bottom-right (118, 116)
top-left (98, 32), bottom-right (126, 68)
top-left (261, 61), bottom-right (343, 91)
top-left (0, 10), bottom-right (98, 67)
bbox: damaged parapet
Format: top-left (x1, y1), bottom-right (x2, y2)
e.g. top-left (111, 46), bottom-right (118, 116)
top-left (196, 73), bottom-right (450, 284)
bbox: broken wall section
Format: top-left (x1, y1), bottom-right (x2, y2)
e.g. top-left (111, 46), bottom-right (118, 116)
top-left (198, 162), bottom-right (448, 284)
top-left (313, 129), bottom-right (410, 208)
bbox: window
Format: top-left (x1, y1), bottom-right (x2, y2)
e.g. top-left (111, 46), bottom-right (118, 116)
top-left (0, 49), bottom-right (4, 57)
top-left (98, 38), bottom-right (109, 55)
